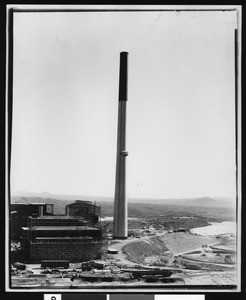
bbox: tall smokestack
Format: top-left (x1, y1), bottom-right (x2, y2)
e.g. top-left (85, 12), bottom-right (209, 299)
top-left (113, 52), bottom-right (128, 239)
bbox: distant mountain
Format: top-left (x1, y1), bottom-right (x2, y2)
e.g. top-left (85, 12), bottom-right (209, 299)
top-left (11, 191), bottom-right (235, 209)
top-left (11, 190), bottom-right (112, 203)
top-left (185, 197), bottom-right (234, 207)
top-left (131, 196), bottom-right (235, 208)
top-left (10, 196), bottom-right (236, 221)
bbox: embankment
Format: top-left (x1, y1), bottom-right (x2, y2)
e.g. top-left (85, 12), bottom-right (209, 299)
top-left (158, 232), bottom-right (218, 254)
top-left (122, 232), bottom-right (218, 264)
top-left (122, 236), bottom-right (169, 264)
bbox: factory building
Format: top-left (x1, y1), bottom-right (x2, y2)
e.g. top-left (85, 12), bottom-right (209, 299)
top-left (27, 215), bottom-right (89, 227)
top-left (11, 203), bottom-right (54, 218)
top-left (18, 201), bottom-right (106, 262)
top-left (65, 200), bottom-right (101, 225)
top-left (11, 203), bottom-right (54, 239)
top-left (21, 225), bottom-right (106, 262)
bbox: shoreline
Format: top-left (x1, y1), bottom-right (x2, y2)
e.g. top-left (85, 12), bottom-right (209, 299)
top-left (190, 221), bottom-right (236, 236)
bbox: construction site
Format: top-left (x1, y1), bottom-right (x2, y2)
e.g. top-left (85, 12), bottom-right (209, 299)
top-left (10, 199), bottom-right (237, 288)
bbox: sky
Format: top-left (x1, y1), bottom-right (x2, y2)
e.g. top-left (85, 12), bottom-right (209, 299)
top-left (11, 8), bottom-right (238, 199)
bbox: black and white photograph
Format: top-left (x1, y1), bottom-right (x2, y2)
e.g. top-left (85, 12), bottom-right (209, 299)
top-left (6, 5), bottom-right (241, 292)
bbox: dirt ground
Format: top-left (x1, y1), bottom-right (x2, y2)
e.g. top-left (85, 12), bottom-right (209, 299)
top-left (11, 231), bottom-right (238, 288)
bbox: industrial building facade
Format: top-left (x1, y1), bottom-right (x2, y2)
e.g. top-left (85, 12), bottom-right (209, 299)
top-left (27, 215), bottom-right (89, 227)
top-left (12, 200), bottom-right (106, 263)
top-left (65, 200), bottom-right (101, 225)
top-left (11, 203), bottom-right (54, 239)
top-left (21, 225), bottom-right (106, 262)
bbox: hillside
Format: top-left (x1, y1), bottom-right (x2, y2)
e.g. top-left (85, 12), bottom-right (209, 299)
top-left (11, 191), bottom-right (113, 202)
top-left (122, 236), bottom-right (169, 264)
top-left (11, 191), bottom-right (235, 207)
top-left (184, 197), bottom-right (235, 208)
top-left (10, 196), bottom-right (236, 221)
top-left (122, 232), bottom-right (218, 264)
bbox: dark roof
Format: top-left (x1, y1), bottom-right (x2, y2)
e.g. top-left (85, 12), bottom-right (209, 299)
top-left (28, 216), bottom-right (87, 220)
top-left (11, 203), bottom-right (46, 206)
top-left (66, 201), bottom-right (100, 208)
top-left (22, 226), bottom-right (100, 231)
top-left (67, 202), bottom-right (92, 207)
top-left (75, 200), bottom-right (92, 203)
top-left (36, 237), bottom-right (93, 240)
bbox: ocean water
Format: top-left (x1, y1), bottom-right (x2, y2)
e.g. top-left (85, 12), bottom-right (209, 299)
top-left (191, 221), bottom-right (237, 236)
